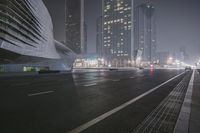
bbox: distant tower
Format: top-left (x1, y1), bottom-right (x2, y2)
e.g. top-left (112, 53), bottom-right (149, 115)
top-left (179, 46), bottom-right (189, 62)
top-left (102, 0), bottom-right (134, 67)
top-left (144, 4), bottom-right (156, 62)
top-left (96, 16), bottom-right (103, 57)
top-left (134, 4), bottom-right (156, 63)
top-left (65, 0), bottom-right (87, 55)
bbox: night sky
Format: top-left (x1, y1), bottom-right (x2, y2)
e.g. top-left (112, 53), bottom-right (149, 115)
top-left (43, 0), bottom-right (200, 62)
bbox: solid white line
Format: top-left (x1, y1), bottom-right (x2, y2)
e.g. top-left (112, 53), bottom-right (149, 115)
top-left (174, 70), bottom-right (195, 133)
top-left (84, 83), bottom-right (97, 87)
top-left (130, 77), bottom-right (135, 79)
top-left (28, 91), bottom-right (54, 97)
top-left (67, 72), bottom-right (185, 133)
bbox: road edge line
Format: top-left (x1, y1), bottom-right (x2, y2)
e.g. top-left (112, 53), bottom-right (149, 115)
top-left (28, 91), bottom-right (54, 96)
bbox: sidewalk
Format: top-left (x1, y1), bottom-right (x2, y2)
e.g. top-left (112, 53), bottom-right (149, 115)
top-left (189, 70), bottom-right (200, 133)
top-left (174, 70), bottom-right (200, 133)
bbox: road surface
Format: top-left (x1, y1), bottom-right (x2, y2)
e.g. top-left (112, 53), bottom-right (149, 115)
top-left (0, 69), bottom-right (192, 133)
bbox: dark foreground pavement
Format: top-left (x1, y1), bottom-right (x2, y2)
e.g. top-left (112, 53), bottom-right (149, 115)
top-left (0, 69), bottom-right (195, 133)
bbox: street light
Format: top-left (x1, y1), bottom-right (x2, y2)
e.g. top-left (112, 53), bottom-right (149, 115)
top-left (167, 57), bottom-right (173, 65)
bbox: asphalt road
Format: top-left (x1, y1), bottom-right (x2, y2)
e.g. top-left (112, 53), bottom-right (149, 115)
top-left (0, 69), bottom-right (189, 133)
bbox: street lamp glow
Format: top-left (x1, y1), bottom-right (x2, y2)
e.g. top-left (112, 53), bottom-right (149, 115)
top-left (167, 57), bottom-right (174, 65)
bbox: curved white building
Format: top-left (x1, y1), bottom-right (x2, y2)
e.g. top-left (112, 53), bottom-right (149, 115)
top-left (0, 0), bottom-right (76, 72)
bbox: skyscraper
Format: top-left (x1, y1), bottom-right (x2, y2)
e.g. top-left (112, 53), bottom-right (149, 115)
top-left (96, 16), bottom-right (103, 57)
top-left (102, 0), bottom-right (134, 67)
top-left (134, 4), bottom-right (156, 63)
top-left (134, 4), bottom-right (145, 58)
top-left (65, 0), bottom-right (86, 55)
top-left (145, 4), bottom-right (156, 62)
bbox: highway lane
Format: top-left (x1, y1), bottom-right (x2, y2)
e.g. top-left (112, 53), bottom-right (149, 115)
top-left (0, 69), bottom-right (187, 133)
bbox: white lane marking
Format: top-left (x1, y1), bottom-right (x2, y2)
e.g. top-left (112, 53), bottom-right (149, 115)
top-left (112, 79), bottom-right (120, 82)
top-left (174, 70), bottom-right (195, 133)
top-left (77, 79), bottom-right (111, 86)
top-left (130, 77), bottom-right (136, 79)
top-left (67, 72), bottom-right (185, 133)
top-left (28, 91), bottom-right (54, 97)
top-left (84, 83), bottom-right (97, 87)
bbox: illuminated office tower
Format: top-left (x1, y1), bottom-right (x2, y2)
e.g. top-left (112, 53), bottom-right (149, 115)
top-left (102, 0), bottom-right (134, 67)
